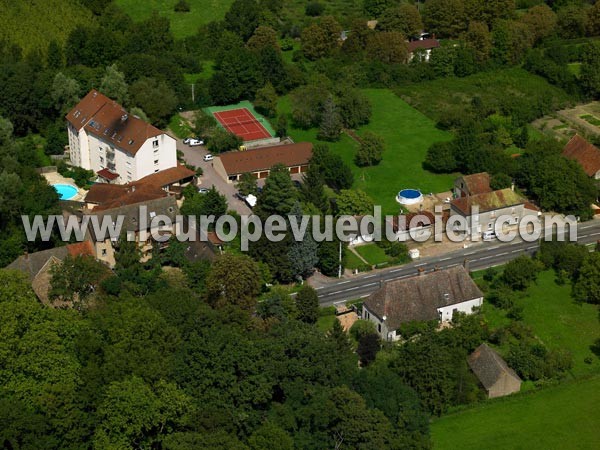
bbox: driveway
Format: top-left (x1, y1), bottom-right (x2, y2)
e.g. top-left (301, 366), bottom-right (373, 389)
top-left (176, 139), bottom-right (251, 215)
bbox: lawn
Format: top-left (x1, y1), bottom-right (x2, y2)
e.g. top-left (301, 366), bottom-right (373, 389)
top-left (115, 0), bottom-right (233, 39)
top-left (278, 89), bottom-right (456, 214)
top-left (432, 375), bottom-right (600, 450)
top-left (354, 243), bottom-right (392, 266)
top-left (345, 248), bottom-right (366, 271)
top-left (168, 114), bottom-right (193, 139)
top-left (396, 68), bottom-right (573, 124)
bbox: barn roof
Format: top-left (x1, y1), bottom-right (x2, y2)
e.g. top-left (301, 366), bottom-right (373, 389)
top-left (217, 142), bottom-right (312, 175)
top-left (468, 344), bottom-right (521, 390)
top-left (562, 134), bottom-right (600, 177)
top-left (451, 188), bottom-right (526, 215)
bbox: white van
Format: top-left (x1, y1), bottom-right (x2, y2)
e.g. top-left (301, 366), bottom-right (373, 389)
top-left (482, 231), bottom-right (496, 241)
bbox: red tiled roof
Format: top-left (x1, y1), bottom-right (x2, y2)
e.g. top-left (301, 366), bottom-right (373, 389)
top-left (217, 142), bottom-right (313, 175)
top-left (66, 90), bottom-right (165, 156)
top-left (135, 164), bottom-right (196, 188)
top-left (407, 38), bottom-right (440, 53)
top-left (85, 183), bottom-right (167, 210)
top-left (97, 168), bottom-right (119, 181)
top-left (562, 134), bottom-right (600, 177)
top-left (66, 241), bottom-right (95, 258)
top-left (451, 188), bottom-right (526, 215)
top-left (461, 172), bottom-right (492, 196)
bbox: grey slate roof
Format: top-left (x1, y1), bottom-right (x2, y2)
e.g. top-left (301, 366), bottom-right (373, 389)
top-left (5, 247), bottom-right (70, 281)
top-left (363, 266), bottom-right (483, 330)
top-left (89, 196), bottom-right (179, 238)
top-left (468, 343), bottom-right (521, 390)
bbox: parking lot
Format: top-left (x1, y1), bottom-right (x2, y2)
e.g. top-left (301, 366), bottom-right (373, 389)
top-left (176, 139), bottom-right (252, 215)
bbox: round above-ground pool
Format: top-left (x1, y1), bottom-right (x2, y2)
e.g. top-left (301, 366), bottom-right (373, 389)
top-left (396, 189), bottom-right (424, 206)
top-left (53, 184), bottom-right (78, 200)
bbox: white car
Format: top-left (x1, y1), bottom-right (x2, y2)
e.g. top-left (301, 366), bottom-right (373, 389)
top-left (203, 154), bottom-right (214, 162)
top-left (188, 139), bottom-right (204, 146)
top-left (197, 187), bottom-right (210, 194)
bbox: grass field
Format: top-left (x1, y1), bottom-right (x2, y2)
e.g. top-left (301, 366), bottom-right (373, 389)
top-left (432, 375), bottom-right (600, 450)
top-left (115, 0), bottom-right (233, 38)
top-left (278, 89), bottom-right (456, 214)
top-left (396, 68), bottom-right (573, 124)
top-left (345, 248), bottom-right (366, 271)
top-left (354, 243), bottom-right (392, 266)
top-left (0, 0), bottom-right (93, 54)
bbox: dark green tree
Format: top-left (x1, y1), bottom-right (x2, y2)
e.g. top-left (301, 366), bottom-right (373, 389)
top-left (206, 254), bottom-right (262, 310)
top-left (287, 203), bottom-right (319, 279)
top-left (224, 0), bottom-right (260, 41)
top-left (129, 77), bottom-right (177, 126)
top-left (254, 82), bottom-right (278, 117)
top-left (317, 96), bottom-right (342, 142)
top-left (255, 164), bottom-right (298, 217)
top-left (355, 131), bottom-right (385, 167)
top-left (295, 285), bottom-right (320, 324)
top-left (301, 161), bottom-right (329, 213)
top-left (237, 172), bottom-right (258, 196)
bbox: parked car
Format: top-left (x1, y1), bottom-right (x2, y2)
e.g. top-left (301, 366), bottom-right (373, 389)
top-left (482, 231), bottom-right (497, 241)
top-left (183, 137), bottom-right (192, 144)
top-left (189, 138), bottom-right (204, 146)
top-left (198, 187), bottom-right (210, 194)
top-left (203, 154), bottom-right (214, 162)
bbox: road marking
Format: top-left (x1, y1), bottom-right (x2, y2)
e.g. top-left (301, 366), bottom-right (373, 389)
top-left (464, 251), bottom-right (476, 256)
top-left (415, 263), bottom-right (426, 267)
top-left (337, 280), bottom-right (351, 285)
top-left (315, 287), bottom-right (324, 290)
top-left (590, 232), bottom-right (600, 236)
top-left (478, 255), bottom-right (494, 260)
top-left (497, 252), bottom-right (509, 256)
top-left (363, 274), bottom-right (376, 279)
top-left (389, 268), bottom-right (404, 273)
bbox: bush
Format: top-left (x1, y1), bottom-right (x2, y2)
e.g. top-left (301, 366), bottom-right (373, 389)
top-left (349, 319), bottom-right (377, 342)
top-left (280, 37), bottom-right (295, 51)
top-left (174, 0), bottom-right (190, 12)
top-left (305, 1), bottom-right (325, 17)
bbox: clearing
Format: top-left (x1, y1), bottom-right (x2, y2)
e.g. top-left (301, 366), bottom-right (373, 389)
top-left (432, 375), bottom-right (600, 450)
top-left (115, 0), bottom-right (233, 39)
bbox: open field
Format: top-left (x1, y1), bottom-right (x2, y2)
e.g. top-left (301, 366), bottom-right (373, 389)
top-left (278, 89), bottom-right (455, 214)
top-left (0, 0), bottom-right (93, 54)
top-left (115, 0), bottom-right (233, 38)
top-left (396, 68), bottom-right (573, 124)
top-left (432, 375), bottom-right (600, 450)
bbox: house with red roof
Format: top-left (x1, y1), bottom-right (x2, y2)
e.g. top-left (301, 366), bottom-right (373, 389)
top-left (66, 90), bottom-right (177, 184)
top-left (562, 134), bottom-right (600, 181)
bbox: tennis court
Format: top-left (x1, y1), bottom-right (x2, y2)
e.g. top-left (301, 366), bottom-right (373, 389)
top-left (213, 108), bottom-right (272, 142)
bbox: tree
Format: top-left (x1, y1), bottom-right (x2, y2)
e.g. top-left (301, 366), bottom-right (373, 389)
top-left (46, 39), bottom-right (64, 69)
top-left (44, 122), bottom-right (68, 156)
top-left (287, 203), bottom-right (319, 279)
top-left (247, 26), bottom-right (279, 52)
top-left (317, 96), bottom-right (342, 141)
top-left (301, 23), bottom-right (331, 60)
top-left (248, 422), bottom-right (294, 450)
top-left (366, 32), bottom-right (408, 64)
top-left (587, 0), bottom-right (600, 37)
top-left (572, 252), bottom-right (600, 305)
top-left (255, 164), bottom-right (298, 217)
top-left (207, 128), bottom-right (243, 153)
top-left (492, 19), bottom-right (534, 66)
top-left (520, 4), bottom-right (557, 44)
top-left (557, 4), bottom-right (587, 39)
top-left (51, 72), bottom-right (80, 113)
top-left (301, 162), bottom-right (329, 213)
top-left (290, 83), bottom-right (329, 129)
top-left (276, 114), bottom-right (288, 138)
top-left (174, 0), bottom-right (191, 12)
top-left (237, 172), bottom-right (258, 196)
top-left (295, 285), bottom-right (320, 324)
top-left (49, 255), bottom-right (112, 306)
top-left (305, 2), bottom-right (325, 17)
top-left (100, 64), bottom-right (129, 104)
top-left (310, 144), bottom-right (354, 191)
top-left (463, 21), bottom-right (492, 64)
top-left (317, 239), bottom-right (343, 277)
top-left (336, 189), bottom-right (374, 216)
top-left (181, 185), bottom-right (227, 222)
top-left (224, 0), bottom-right (260, 41)
top-left (254, 82), bottom-right (278, 117)
top-left (257, 287), bottom-right (297, 321)
top-left (357, 333), bottom-right (380, 366)
top-left (363, 0), bottom-right (395, 18)
top-left (377, 4), bottom-right (423, 37)
top-left (501, 256), bottom-right (543, 290)
top-left (129, 77), bottom-right (177, 126)
top-left (423, 0), bottom-right (468, 38)
top-left (206, 254), bottom-right (262, 310)
top-left (337, 89), bottom-right (372, 129)
top-left (424, 141), bottom-right (457, 173)
top-left (355, 131), bottom-right (385, 166)
top-left (580, 41), bottom-right (600, 98)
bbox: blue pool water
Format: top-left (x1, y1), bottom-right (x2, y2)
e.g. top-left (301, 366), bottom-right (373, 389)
top-left (399, 189), bottom-right (421, 199)
top-left (53, 184), bottom-right (78, 200)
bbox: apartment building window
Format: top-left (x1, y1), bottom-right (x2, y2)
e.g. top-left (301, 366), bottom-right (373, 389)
top-left (100, 157), bottom-right (104, 164)
top-left (154, 159), bottom-right (159, 165)
top-left (153, 139), bottom-right (159, 148)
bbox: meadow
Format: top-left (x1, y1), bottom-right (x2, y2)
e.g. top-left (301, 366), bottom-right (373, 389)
top-left (115, 0), bottom-right (234, 38)
top-left (432, 375), bottom-right (600, 450)
top-left (278, 89), bottom-right (456, 214)
top-left (0, 0), bottom-right (92, 54)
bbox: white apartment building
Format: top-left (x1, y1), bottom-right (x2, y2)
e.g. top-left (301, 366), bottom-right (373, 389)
top-left (66, 90), bottom-right (177, 184)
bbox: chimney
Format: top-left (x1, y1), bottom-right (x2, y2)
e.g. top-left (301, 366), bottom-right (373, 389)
top-left (121, 114), bottom-right (128, 122)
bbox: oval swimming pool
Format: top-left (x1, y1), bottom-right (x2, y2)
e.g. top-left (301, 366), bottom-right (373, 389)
top-left (53, 184), bottom-right (78, 200)
top-left (397, 189), bottom-right (424, 206)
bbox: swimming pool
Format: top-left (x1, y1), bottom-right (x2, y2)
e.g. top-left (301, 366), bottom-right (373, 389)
top-left (53, 184), bottom-right (78, 200)
top-left (396, 189), bottom-right (424, 206)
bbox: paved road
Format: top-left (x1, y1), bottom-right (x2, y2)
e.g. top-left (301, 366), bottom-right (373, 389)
top-left (176, 139), bottom-right (251, 215)
top-left (316, 220), bottom-right (600, 306)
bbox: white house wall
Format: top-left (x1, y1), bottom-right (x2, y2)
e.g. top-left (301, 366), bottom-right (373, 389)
top-left (437, 297), bottom-right (483, 322)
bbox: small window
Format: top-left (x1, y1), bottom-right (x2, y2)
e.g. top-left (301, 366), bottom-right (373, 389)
top-left (153, 139), bottom-right (159, 148)
top-left (377, 324), bottom-right (381, 332)
top-left (488, 223), bottom-right (493, 230)
top-left (99, 157), bottom-right (104, 164)
top-left (154, 169), bottom-right (159, 173)
top-left (154, 159), bottom-right (159, 164)
top-left (101, 249), bottom-right (107, 256)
